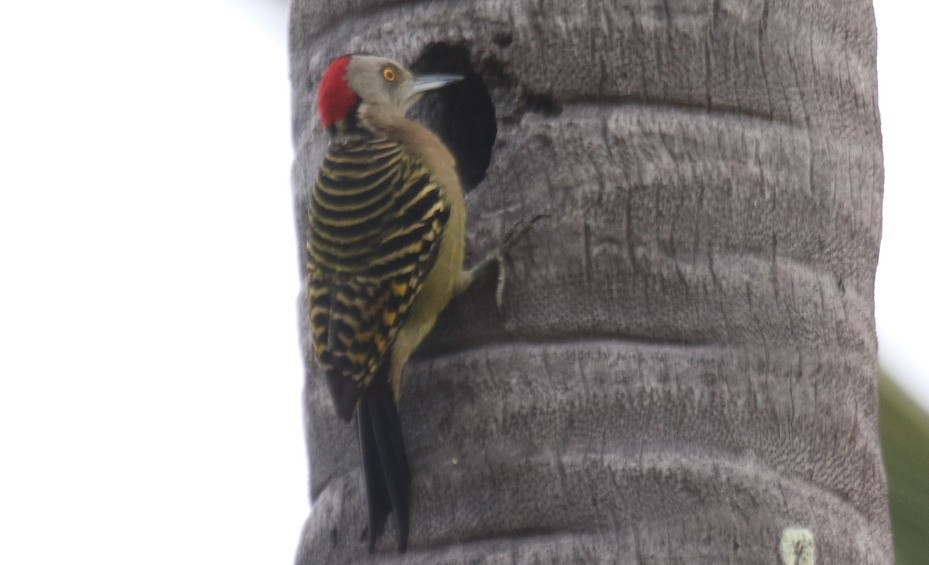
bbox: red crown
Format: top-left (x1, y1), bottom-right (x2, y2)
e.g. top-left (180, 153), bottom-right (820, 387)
top-left (317, 56), bottom-right (359, 129)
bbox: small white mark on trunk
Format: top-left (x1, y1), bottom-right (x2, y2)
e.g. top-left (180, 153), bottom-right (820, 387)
top-left (779, 527), bottom-right (816, 565)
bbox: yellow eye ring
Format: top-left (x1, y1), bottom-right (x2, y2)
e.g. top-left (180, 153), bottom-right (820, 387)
top-left (382, 67), bottom-right (397, 82)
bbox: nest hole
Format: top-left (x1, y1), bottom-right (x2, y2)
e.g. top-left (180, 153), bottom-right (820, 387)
top-left (411, 43), bottom-right (497, 192)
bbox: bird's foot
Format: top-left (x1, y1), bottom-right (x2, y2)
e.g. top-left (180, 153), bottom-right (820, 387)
top-left (465, 210), bottom-right (549, 310)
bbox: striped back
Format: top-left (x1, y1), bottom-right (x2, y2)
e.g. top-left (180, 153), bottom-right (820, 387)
top-left (307, 132), bottom-right (450, 392)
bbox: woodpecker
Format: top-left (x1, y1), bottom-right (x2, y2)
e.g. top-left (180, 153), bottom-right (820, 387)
top-left (308, 54), bottom-right (537, 552)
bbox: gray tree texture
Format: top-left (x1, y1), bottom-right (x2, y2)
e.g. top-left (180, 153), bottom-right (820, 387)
top-left (289, 0), bottom-right (890, 562)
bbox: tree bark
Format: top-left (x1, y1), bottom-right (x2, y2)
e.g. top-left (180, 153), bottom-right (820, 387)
top-left (289, 0), bottom-right (890, 562)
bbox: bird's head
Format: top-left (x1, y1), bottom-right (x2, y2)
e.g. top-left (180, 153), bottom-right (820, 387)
top-left (316, 54), bottom-right (462, 132)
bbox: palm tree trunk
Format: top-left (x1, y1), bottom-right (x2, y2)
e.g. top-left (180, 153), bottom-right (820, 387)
top-left (290, 0), bottom-right (890, 562)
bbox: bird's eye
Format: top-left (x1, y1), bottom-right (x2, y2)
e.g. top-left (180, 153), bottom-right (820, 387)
top-left (382, 67), bottom-right (397, 82)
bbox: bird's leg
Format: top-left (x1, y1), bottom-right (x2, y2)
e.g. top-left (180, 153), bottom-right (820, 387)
top-left (457, 212), bottom-right (548, 308)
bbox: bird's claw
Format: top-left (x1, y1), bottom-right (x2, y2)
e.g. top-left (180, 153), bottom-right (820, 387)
top-left (501, 212), bottom-right (548, 251)
top-left (473, 210), bottom-right (549, 311)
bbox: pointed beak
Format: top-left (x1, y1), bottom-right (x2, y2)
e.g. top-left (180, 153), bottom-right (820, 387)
top-left (410, 74), bottom-right (464, 94)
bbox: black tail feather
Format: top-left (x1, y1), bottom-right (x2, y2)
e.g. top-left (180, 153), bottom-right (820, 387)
top-left (357, 397), bottom-right (392, 551)
top-left (356, 368), bottom-right (411, 552)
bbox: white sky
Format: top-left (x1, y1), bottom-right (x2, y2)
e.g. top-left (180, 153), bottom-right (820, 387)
top-left (872, 3), bottom-right (929, 410)
top-left (0, 1), bottom-right (924, 563)
top-left (1, 2), bottom-right (305, 563)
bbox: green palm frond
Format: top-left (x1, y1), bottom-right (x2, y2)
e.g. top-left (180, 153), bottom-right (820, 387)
top-left (879, 373), bottom-right (929, 564)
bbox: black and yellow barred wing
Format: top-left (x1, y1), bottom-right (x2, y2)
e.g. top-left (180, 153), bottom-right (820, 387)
top-left (307, 134), bottom-right (450, 408)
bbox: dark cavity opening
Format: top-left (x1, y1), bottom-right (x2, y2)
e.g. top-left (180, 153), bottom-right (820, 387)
top-left (523, 92), bottom-right (562, 117)
top-left (411, 43), bottom-right (497, 192)
top-left (493, 32), bottom-right (513, 48)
